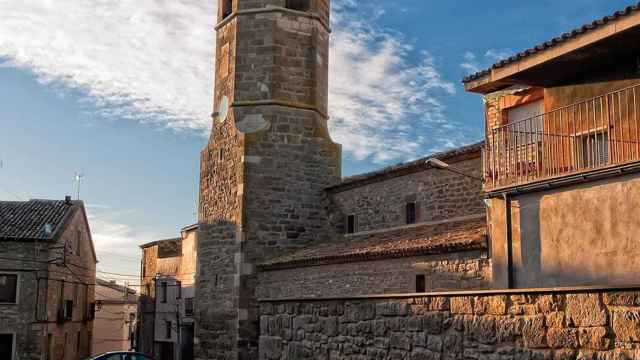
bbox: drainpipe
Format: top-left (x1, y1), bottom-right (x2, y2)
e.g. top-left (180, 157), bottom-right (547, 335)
top-left (503, 193), bottom-right (514, 289)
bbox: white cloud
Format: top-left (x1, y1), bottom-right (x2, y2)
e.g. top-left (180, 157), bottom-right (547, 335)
top-left (460, 51), bottom-right (480, 75)
top-left (485, 48), bottom-right (514, 62)
top-left (461, 48), bottom-right (515, 75)
top-left (0, 0), bottom-right (460, 163)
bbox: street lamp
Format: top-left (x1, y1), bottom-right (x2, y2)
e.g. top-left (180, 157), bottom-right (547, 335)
top-left (424, 158), bottom-right (484, 182)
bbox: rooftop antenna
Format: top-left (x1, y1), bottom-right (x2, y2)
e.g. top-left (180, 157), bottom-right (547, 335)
top-left (74, 172), bottom-right (84, 200)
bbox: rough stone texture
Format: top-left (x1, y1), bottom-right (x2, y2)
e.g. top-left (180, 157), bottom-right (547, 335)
top-left (329, 156), bottom-right (483, 234)
top-left (0, 204), bottom-right (96, 360)
top-left (257, 251), bottom-right (491, 298)
top-left (259, 290), bottom-right (640, 360)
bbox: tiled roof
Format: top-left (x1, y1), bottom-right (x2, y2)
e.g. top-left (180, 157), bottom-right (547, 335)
top-left (259, 216), bottom-right (487, 270)
top-left (0, 199), bottom-right (75, 240)
top-left (326, 142), bottom-right (483, 193)
top-left (463, 3), bottom-right (640, 83)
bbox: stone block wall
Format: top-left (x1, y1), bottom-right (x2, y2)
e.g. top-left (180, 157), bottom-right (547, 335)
top-left (329, 156), bottom-right (483, 234)
top-left (257, 251), bottom-right (491, 299)
top-left (259, 289), bottom-right (640, 359)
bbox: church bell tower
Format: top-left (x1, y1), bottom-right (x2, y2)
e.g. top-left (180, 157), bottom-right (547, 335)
top-left (195, 0), bottom-right (340, 358)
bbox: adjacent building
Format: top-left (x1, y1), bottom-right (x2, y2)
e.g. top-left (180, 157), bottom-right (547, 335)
top-left (0, 197), bottom-right (97, 360)
top-left (138, 225), bottom-right (197, 360)
top-left (91, 278), bottom-right (137, 356)
top-left (463, 4), bottom-right (640, 289)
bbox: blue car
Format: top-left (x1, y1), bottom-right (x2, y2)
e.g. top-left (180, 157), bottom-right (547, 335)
top-left (87, 352), bottom-right (155, 360)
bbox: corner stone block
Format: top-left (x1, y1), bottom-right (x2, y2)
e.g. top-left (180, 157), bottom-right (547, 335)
top-left (566, 294), bottom-right (607, 328)
top-left (612, 310), bottom-right (640, 342)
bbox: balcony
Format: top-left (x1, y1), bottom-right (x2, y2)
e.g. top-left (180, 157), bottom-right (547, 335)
top-left (484, 83), bottom-right (640, 191)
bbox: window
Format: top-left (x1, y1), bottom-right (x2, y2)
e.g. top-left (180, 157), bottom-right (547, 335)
top-left (286, 0), bottom-right (311, 11)
top-left (160, 282), bottom-right (168, 303)
top-left (405, 202), bottom-right (417, 225)
top-left (165, 321), bottom-right (172, 339)
top-left (345, 214), bottom-right (357, 234)
top-left (0, 334), bottom-right (13, 360)
top-left (185, 297), bottom-right (194, 317)
top-left (76, 331), bottom-right (81, 354)
top-left (415, 275), bottom-right (426, 293)
top-left (87, 303), bottom-right (96, 320)
top-left (0, 274), bottom-right (18, 303)
top-left (507, 99), bottom-right (544, 146)
top-left (580, 131), bottom-right (609, 167)
top-left (221, 0), bottom-right (233, 18)
top-left (64, 300), bottom-right (74, 320)
top-left (219, 148), bottom-right (224, 161)
top-left (177, 281), bottom-right (182, 299)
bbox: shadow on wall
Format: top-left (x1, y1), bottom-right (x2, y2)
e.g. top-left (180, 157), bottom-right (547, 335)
top-left (508, 173), bottom-right (640, 288)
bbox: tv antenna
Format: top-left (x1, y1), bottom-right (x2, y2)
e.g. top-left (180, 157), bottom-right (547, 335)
top-left (74, 172), bottom-right (84, 200)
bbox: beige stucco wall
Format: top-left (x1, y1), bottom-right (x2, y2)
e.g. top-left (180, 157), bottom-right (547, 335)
top-left (92, 302), bottom-right (136, 355)
top-left (489, 173), bottom-right (640, 288)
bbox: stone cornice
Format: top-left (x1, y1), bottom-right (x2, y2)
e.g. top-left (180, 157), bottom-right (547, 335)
top-left (215, 6), bottom-right (331, 33)
top-left (232, 100), bottom-right (329, 119)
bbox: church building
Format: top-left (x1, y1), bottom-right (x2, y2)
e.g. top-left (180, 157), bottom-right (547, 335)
top-left (193, 0), bottom-right (488, 359)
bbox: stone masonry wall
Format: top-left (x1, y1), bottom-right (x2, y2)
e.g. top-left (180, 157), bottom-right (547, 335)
top-left (330, 156), bottom-right (483, 234)
top-left (257, 251), bottom-right (491, 299)
top-left (259, 289), bottom-right (640, 360)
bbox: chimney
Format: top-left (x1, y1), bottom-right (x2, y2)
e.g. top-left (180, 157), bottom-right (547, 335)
top-left (65, 196), bottom-right (72, 204)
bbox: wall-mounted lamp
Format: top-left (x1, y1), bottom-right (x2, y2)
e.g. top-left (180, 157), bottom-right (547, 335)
top-left (425, 158), bottom-right (484, 182)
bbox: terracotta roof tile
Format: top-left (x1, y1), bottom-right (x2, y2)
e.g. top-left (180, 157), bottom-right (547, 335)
top-left (0, 199), bottom-right (74, 240)
top-left (463, 3), bottom-right (640, 83)
top-left (259, 217), bottom-right (487, 270)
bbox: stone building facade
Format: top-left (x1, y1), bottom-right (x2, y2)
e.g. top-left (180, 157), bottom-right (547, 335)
top-left (139, 225), bottom-right (198, 360)
top-left (194, 1), bottom-right (490, 358)
top-left (0, 198), bottom-right (97, 360)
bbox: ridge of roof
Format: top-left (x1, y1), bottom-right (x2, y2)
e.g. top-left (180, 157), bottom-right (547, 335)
top-left (462, 3), bottom-right (640, 83)
top-left (139, 237), bottom-right (181, 249)
top-left (0, 199), bottom-right (75, 241)
top-left (326, 142), bottom-right (483, 193)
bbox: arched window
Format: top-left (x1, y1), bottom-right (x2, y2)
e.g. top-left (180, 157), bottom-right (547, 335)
top-left (222, 0), bottom-right (233, 18)
top-left (286, 0), bottom-right (311, 12)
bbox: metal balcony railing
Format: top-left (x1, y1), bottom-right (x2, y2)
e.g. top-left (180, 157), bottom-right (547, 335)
top-left (484, 83), bottom-right (640, 190)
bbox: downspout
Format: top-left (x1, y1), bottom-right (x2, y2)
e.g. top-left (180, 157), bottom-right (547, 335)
top-left (503, 193), bottom-right (514, 289)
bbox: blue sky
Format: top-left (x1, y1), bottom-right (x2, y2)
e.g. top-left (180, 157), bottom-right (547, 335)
top-left (0, 0), bottom-right (633, 280)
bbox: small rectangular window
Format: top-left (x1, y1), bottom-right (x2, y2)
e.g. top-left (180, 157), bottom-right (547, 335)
top-left (219, 148), bottom-right (224, 161)
top-left (0, 334), bottom-right (13, 360)
top-left (0, 274), bottom-right (18, 303)
top-left (185, 297), bottom-right (194, 317)
top-left (64, 300), bottom-right (74, 320)
top-left (406, 202), bottom-right (417, 225)
top-left (177, 281), bottom-right (182, 299)
top-left (346, 214), bottom-right (356, 234)
top-left (415, 274), bottom-right (426, 293)
top-left (165, 321), bottom-right (172, 339)
top-left (161, 282), bottom-right (168, 303)
top-left (222, 0), bottom-right (233, 18)
top-left (286, 0), bottom-right (311, 11)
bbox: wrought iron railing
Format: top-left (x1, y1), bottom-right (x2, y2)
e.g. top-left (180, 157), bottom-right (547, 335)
top-left (484, 83), bottom-right (640, 190)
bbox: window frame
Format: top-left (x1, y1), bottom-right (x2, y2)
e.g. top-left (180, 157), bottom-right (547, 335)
top-left (0, 272), bottom-right (19, 304)
top-left (405, 202), bottom-right (417, 225)
top-left (221, 0), bottom-right (233, 19)
top-left (0, 332), bottom-right (16, 360)
top-left (415, 274), bottom-right (426, 293)
top-left (345, 214), bottom-right (357, 234)
top-left (184, 297), bottom-right (194, 317)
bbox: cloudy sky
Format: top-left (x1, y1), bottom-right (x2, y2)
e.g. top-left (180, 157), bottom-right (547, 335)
top-left (0, 0), bottom-right (632, 285)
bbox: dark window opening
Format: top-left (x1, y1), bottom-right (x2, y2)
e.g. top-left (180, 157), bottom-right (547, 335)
top-left (64, 300), bottom-right (73, 320)
top-left (406, 202), bottom-right (417, 225)
top-left (165, 321), bottom-right (172, 339)
top-left (346, 214), bottom-right (356, 234)
top-left (286, 0), bottom-right (311, 11)
top-left (160, 282), bottom-right (168, 303)
top-left (177, 281), bottom-right (182, 299)
top-left (185, 297), bottom-right (194, 317)
top-left (0, 274), bottom-right (18, 303)
top-left (415, 274), bottom-right (426, 293)
top-left (219, 148), bottom-right (224, 161)
top-left (0, 334), bottom-right (13, 360)
top-left (222, 0), bottom-right (233, 18)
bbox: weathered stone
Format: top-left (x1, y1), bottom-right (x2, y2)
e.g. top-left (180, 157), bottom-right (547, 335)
top-left (409, 316), bottom-right (423, 331)
top-left (547, 327), bottom-right (578, 349)
top-left (390, 332), bottom-right (412, 350)
top-left (612, 310), bottom-right (640, 342)
top-left (537, 295), bottom-right (563, 313)
top-left (566, 294), bottom-right (607, 327)
top-left (427, 336), bottom-right (443, 352)
top-left (578, 327), bottom-right (610, 350)
top-left (429, 297), bottom-right (450, 311)
top-left (320, 317), bottom-right (338, 336)
top-left (466, 315), bottom-right (497, 344)
top-left (451, 297), bottom-right (474, 314)
top-left (523, 315), bottom-right (547, 348)
top-left (546, 312), bottom-right (565, 329)
top-left (423, 312), bottom-right (445, 334)
top-left (259, 336), bottom-right (282, 360)
top-left (603, 292), bottom-right (639, 306)
top-left (496, 316), bottom-right (523, 342)
top-left (474, 295), bottom-right (508, 315)
top-left (411, 349), bottom-right (441, 360)
top-left (378, 301), bottom-right (410, 317)
top-left (553, 349), bottom-right (577, 360)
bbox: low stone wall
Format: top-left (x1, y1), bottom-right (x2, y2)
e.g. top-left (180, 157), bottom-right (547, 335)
top-left (259, 288), bottom-right (640, 359)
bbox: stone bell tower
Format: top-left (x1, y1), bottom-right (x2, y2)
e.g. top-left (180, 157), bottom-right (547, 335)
top-left (195, 0), bottom-right (340, 358)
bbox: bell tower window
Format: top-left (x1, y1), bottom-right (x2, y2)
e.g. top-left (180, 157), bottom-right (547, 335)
top-left (286, 0), bottom-right (311, 12)
top-left (222, 0), bottom-right (233, 19)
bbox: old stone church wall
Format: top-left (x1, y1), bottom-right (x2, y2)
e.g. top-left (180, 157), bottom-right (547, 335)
top-left (259, 288), bottom-right (640, 359)
top-left (257, 251), bottom-right (491, 299)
